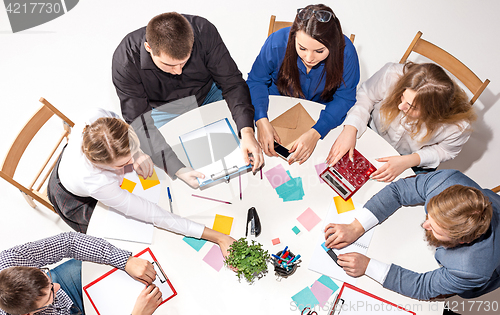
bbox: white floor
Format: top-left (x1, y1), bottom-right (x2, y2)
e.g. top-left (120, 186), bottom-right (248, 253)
top-left (0, 1), bottom-right (500, 314)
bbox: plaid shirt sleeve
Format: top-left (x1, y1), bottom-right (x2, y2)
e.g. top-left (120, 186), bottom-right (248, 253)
top-left (0, 232), bottom-right (131, 272)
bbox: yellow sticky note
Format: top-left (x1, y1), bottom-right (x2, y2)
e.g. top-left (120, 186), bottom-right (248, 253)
top-left (334, 196), bottom-right (355, 214)
top-left (120, 178), bottom-right (136, 193)
top-left (139, 169), bottom-right (160, 190)
top-left (213, 214), bottom-right (234, 235)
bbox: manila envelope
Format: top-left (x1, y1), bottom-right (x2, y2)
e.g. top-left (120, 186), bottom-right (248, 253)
top-left (270, 103), bottom-right (316, 149)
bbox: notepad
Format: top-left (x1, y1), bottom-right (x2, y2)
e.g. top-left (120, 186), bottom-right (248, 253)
top-left (213, 214), bottom-right (233, 235)
top-left (138, 169), bottom-right (160, 190)
top-left (83, 248), bottom-right (176, 315)
top-left (308, 200), bottom-right (374, 285)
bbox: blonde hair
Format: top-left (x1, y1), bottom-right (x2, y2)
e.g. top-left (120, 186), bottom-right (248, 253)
top-left (427, 185), bottom-right (492, 243)
top-left (379, 62), bottom-right (476, 142)
top-left (82, 117), bottom-right (140, 165)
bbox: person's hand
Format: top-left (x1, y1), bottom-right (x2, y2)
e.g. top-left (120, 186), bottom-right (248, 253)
top-left (125, 257), bottom-right (156, 285)
top-left (240, 127), bottom-right (264, 172)
top-left (326, 125), bottom-right (358, 166)
top-left (337, 253), bottom-right (370, 277)
top-left (370, 153), bottom-right (420, 182)
top-left (288, 129), bottom-right (321, 165)
top-left (133, 151), bottom-right (154, 179)
top-left (131, 284), bottom-right (162, 315)
top-left (217, 234), bottom-right (236, 259)
top-left (324, 219), bottom-right (365, 249)
top-left (175, 167), bottom-right (205, 189)
top-left (255, 118), bottom-right (280, 157)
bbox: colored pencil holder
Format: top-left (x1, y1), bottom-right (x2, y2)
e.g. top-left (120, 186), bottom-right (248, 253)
top-left (274, 250), bottom-right (298, 278)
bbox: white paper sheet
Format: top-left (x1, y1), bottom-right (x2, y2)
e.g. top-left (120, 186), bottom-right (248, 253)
top-left (308, 201), bottom-right (374, 285)
top-left (84, 249), bottom-right (175, 315)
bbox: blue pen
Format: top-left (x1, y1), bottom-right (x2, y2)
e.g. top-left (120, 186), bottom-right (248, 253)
top-left (289, 254), bottom-right (301, 264)
top-left (167, 187), bottom-right (173, 213)
top-left (271, 254), bottom-right (282, 261)
top-left (282, 246), bottom-right (288, 256)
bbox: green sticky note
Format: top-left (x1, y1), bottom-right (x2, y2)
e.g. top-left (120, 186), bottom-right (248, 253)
top-left (292, 226), bottom-right (301, 234)
top-left (183, 237), bottom-right (207, 251)
top-left (291, 286), bottom-right (319, 311)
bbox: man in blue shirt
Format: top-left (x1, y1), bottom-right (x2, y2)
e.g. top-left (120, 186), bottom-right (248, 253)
top-left (324, 169), bottom-right (500, 300)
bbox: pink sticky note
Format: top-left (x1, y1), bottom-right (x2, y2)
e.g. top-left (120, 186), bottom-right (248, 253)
top-left (272, 238), bottom-right (281, 245)
top-left (264, 164), bottom-right (291, 189)
top-left (297, 208), bottom-right (322, 231)
top-left (203, 244), bottom-right (224, 272)
top-left (315, 163), bottom-right (328, 184)
top-left (311, 280), bottom-right (334, 307)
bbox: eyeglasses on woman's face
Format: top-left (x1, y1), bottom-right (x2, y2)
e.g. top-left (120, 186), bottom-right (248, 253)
top-left (297, 8), bottom-right (335, 23)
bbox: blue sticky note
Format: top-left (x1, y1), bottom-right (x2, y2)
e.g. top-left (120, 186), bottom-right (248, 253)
top-left (183, 237), bottom-right (207, 251)
top-left (291, 286), bottom-right (320, 311)
top-left (317, 275), bottom-right (339, 293)
top-left (292, 226), bottom-right (301, 234)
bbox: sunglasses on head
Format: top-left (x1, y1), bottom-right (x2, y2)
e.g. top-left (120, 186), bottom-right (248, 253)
top-left (297, 8), bottom-right (335, 23)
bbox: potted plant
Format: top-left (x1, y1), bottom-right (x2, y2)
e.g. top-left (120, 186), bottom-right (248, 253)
top-left (224, 237), bottom-right (270, 283)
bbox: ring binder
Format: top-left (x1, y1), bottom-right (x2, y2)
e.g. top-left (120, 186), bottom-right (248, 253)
top-left (211, 165), bottom-right (238, 181)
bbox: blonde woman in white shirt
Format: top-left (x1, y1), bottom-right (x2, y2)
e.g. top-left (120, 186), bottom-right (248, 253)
top-left (47, 108), bottom-right (235, 256)
top-left (327, 62), bottom-right (476, 182)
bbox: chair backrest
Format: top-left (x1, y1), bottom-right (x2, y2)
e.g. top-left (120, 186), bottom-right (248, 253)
top-left (492, 186), bottom-right (500, 194)
top-left (0, 97), bottom-right (74, 211)
top-left (268, 15), bottom-right (356, 43)
top-left (400, 31), bottom-right (490, 105)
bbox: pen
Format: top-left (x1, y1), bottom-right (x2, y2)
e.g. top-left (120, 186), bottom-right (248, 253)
top-left (289, 254), bottom-right (301, 264)
top-left (260, 168), bottom-right (263, 180)
top-left (167, 187), bottom-right (173, 213)
top-left (239, 172), bottom-right (242, 200)
top-left (192, 194), bottom-right (232, 204)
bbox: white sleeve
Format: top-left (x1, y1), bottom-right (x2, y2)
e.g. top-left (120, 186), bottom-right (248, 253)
top-left (355, 207), bottom-right (380, 232)
top-left (365, 258), bottom-right (391, 284)
top-left (88, 179), bottom-right (205, 238)
top-left (343, 62), bottom-right (402, 138)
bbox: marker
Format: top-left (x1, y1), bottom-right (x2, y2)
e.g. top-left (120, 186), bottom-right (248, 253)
top-left (281, 251), bottom-right (290, 260)
top-left (192, 194), bottom-right (232, 204)
top-left (282, 246), bottom-right (288, 255)
top-left (167, 187), bottom-right (173, 213)
top-left (289, 254), bottom-right (301, 264)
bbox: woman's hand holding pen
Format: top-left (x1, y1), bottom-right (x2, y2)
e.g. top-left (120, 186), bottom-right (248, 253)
top-left (324, 219), bottom-right (365, 249)
top-left (326, 125), bottom-right (358, 166)
top-left (125, 256), bottom-right (157, 285)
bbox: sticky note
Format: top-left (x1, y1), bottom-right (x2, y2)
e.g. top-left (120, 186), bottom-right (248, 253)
top-left (291, 287), bottom-right (319, 311)
top-left (311, 280), bottom-right (334, 307)
top-left (334, 196), bottom-right (355, 214)
top-left (138, 169), bottom-right (160, 190)
top-left (292, 226), bottom-right (301, 235)
top-left (213, 214), bottom-right (234, 235)
top-left (264, 164), bottom-right (291, 188)
top-left (297, 208), bottom-right (322, 231)
top-left (315, 163), bottom-right (328, 183)
top-left (321, 242), bottom-right (329, 252)
top-left (203, 244), bottom-right (224, 272)
top-left (272, 238), bottom-right (281, 245)
top-left (317, 275), bottom-right (339, 292)
top-left (120, 178), bottom-right (136, 193)
top-left (183, 237), bottom-right (207, 251)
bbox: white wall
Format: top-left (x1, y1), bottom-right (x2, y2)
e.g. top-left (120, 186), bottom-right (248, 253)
top-left (0, 0), bottom-right (499, 246)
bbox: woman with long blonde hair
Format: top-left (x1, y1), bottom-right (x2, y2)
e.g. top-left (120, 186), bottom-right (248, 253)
top-left (327, 62), bottom-right (476, 181)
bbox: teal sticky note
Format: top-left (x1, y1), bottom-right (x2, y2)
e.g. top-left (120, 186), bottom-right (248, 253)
top-left (291, 286), bottom-right (320, 311)
top-left (317, 275), bottom-right (339, 293)
top-left (183, 237), bottom-right (207, 251)
top-left (292, 226), bottom-right (301, 234)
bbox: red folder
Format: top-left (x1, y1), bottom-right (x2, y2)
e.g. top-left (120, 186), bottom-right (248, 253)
top-left (83, 247), bottom-right (176, 315)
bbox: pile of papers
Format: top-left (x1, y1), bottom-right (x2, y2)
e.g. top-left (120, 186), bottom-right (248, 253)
top-left (264, 164), bottom-right (304, 202)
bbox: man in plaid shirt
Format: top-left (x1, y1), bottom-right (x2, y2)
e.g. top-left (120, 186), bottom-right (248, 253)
top-left (0, 232), bottom-right (161, 315)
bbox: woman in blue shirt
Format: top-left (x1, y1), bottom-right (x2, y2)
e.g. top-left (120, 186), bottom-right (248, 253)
top-left (247, 4), bottom-right (360, 163)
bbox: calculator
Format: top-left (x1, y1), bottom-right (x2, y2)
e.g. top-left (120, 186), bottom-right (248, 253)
top-left (320, 149), bottom-right (376, 201)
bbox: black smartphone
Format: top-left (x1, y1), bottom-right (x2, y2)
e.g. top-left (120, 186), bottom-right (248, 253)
top-left (274, 141), bottom-right (291, 160)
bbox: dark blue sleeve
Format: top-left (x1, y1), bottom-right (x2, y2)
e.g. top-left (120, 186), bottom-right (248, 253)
top-left (313, 37), bottom-right (360, 138)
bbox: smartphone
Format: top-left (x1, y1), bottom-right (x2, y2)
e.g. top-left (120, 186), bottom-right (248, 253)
top-left (274, 141), bottom-right (291, 160)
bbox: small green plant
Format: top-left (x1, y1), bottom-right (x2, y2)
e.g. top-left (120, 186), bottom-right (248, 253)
top-left (224, 237), bottom-right (270, 283)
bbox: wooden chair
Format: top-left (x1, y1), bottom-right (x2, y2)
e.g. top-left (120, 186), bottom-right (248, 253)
top-left (400, 31), bottom-right (490, 105)
top-left (492, 186), bottom-right (500, 194)
top-left (268, 15), bottom-right (356, 43)
top-left (0, 97), bottom-right (74, 212)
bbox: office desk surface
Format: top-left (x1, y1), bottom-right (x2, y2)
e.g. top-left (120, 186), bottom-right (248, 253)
top-left (83, 96), bottom-right (442, 315)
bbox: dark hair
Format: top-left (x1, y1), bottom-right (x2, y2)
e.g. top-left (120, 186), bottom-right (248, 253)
top-left (380, 62), bottom-right (476, 141)
top-left (82, 117), bottom-right (139, 165)
top-left (277, 4), bottom-right (345, 101)
top-left (146, 12), bottom-right (194, 59)
top-left (427, 185), bottom-right (492, 244)
top-left (0, 267), bottom-right (49, 314)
